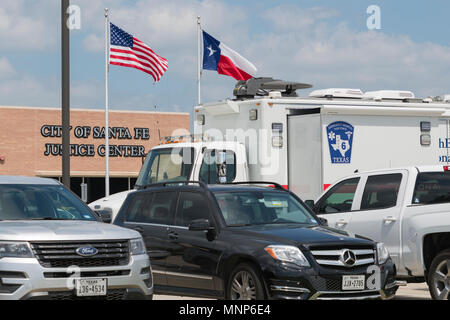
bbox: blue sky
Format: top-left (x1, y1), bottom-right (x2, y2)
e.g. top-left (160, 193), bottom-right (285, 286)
top-left (1, 0), bottom-right (450, 117)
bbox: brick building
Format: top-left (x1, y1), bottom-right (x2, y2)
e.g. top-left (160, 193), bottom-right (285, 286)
top-left (0, 106), bottom-right (189, 202)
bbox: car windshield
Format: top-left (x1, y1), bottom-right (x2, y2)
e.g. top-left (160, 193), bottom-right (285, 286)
top-left (0, 184), bottom-right (97, 221)
top-left (214, 191), bottom-right (318, 226)
top-left (136, 147), bottom-right (195, 187)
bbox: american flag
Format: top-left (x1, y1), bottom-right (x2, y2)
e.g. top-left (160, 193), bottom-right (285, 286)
top-left (109, 23), bottom-right (168, 82)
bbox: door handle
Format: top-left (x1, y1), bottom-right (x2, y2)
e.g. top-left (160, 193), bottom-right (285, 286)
top-left (383, 216), bottom-right (397, 224)
top-left (335, 220), bottom-right (348, 227)
top-left (168, 232), bottom-right (179, 240)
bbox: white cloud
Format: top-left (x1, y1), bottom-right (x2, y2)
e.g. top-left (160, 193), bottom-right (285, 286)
top-left (0, 57), bottom-right (16, 79)
top-left (83, 34), bottom-right (105, 52)
top-left (71, 81), bottom-right (103, 108)
top-left (0, 0), bottom-right (57, 51)
top-left (0, 75), bottom-right (59, 107)
top-left (250, 7), bottom-right (450, 97)
top-left (80, 0), bottom-right (248, 48)
top-left (0, 56), bottom-right (58, 107)
top-left (261, 5), bottom-right (339, 31)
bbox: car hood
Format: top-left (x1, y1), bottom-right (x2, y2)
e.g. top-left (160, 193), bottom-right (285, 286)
top-left (88, 190), bottom-right (133, 215)
top-left (0, 220), bottom-right (141, 241)
top-left (229, 224), bottom-right (374, 248)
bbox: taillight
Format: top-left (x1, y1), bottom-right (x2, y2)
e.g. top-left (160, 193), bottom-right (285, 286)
top-left (444, 166), bottom-right (449, 171)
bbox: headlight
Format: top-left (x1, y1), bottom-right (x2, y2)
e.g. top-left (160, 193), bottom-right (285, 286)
top-left (0, 242), bottom-right (34, 259)
top-left (265, 245), bottom-right (310, 267)
top-left (130, 238), bottom-right (146, 256)
top-left (377, 242), bottom-right (390, 264)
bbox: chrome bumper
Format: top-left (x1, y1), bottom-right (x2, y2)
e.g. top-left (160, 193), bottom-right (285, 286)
top-left (0, 254), bottom-right (153, 300)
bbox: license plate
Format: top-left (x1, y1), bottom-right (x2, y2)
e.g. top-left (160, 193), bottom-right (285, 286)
top-left (342, 275), bottom-right (365, 291)
top-left (76, 278), bottom-right (107, 297)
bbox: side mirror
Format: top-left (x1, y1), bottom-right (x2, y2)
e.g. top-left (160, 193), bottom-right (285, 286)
top-left (305, 200), bottom-right (315, 209)
top-left (318, 217), bottom-right (328, 226)
top-left (96, 209), bottom-right (112, 224)
top-left (188, 219), bottom-right (213, 232)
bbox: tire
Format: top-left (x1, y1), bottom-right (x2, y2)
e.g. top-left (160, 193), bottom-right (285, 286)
top-left (428, 250), bottom-right (450, 300)
top-left (226, 263), bottom-right (266, 300)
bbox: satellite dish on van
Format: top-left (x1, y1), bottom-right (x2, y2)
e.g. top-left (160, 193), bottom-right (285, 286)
top-left (233, 77), bottom-right (313, 100)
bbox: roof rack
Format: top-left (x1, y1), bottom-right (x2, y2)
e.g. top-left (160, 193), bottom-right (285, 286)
top-left (141, 181), bottom-right (207, 190)
top-left (224, 181), bottom-right (286, 191)
top-left (141, 180), bottom-right (287, 191)
top-left (233, 77), bottom-right (313, 100)
top-left (160, 134), bottom-right (211, 145)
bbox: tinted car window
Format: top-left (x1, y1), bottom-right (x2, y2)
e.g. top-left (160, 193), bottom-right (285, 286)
top-left (125, 191), bottom-right (177, 225)
top-left (175, 192), bottom-right (210, 227)
top-left (215, 191), bottom-right (317, 226)
top-left (360, 174), bottom-right (402, 210)
top-left (125, 193), bottom-right (150, 223)
top-left (317, 178), bottom-right (360, 214)
top-left (412, 172), bottom-right (450, 205)
top-left (0, 184), bottom-right (96, 221)
top-left (199, 150), bottom-right (236, 184)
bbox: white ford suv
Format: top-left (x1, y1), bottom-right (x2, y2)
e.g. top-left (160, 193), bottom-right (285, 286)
top-left (0, 176), bottom-right (153, 300)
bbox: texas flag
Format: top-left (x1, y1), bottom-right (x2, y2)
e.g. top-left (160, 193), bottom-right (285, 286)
top-left (202, 30), bottom-right (257, 81)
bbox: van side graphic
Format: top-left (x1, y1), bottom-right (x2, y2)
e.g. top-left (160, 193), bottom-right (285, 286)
top-left (326, 121), bottom-right (354, 164)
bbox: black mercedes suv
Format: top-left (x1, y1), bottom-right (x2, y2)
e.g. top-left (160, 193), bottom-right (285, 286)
top-left (114, 181), bottom-right (399, 300)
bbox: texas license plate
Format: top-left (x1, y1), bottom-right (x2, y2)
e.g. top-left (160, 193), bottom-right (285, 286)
top-left (342, 275), bottom-right (365, 291)
top-left (76, 278), bottom-right (107, 297)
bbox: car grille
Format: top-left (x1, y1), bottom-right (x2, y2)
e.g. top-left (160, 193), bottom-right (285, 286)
top-left (309, 245), bottom-right (375, 268)
top-left (30, 241), bottom-right (130, 268)
top-left (47, 289), bottom-right (127, 300)
top-left (312, 290), bottom-right (380, 300)
top-left (44, 270), bottom-right (131, 278)
top-left (309, 275), bottom-right (371, 291)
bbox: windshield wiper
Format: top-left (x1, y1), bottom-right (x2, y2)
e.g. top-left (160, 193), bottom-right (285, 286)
top-left (251, 221), bottom-right (317, 226)
top-left (28, 217), bottom-right (68, 221)
top-left (227, 223), bottom-right (253, 227)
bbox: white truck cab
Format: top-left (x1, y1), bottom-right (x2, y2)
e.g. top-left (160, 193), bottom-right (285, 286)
top-left (135, 140), bottom-right (248, 186)
top-left (310, 165), bottom-right (450, 300)
top-left (90, 139), bottom-right (248, 220)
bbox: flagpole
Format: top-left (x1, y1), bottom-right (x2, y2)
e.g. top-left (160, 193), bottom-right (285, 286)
top-left (197, 16), bottom-right (202, 105)
top-left (104, 8), bottom-right (110, 197)
top-left (61, 0), bottom-right (71, 188)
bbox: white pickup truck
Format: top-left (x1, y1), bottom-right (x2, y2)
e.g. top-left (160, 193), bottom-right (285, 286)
top-left (307, 165), bottom-right (450, 300)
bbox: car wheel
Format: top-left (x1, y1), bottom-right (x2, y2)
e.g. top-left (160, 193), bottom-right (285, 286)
top-left (226, 263), bottom-right (265, 300)
top-left (428, 250), bottom-right (450, 300)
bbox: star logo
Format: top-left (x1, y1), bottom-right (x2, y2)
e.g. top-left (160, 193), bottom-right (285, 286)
top-left (207, 45), bottom-right (217, 57)
top-left (340, 250), bottom-right (357, 267)
top-left (328, 131), bottom-right (335, 140)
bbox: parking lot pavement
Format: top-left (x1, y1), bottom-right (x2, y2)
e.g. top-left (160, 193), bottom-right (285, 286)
top-left (154, 283), bottom-right (432, 300)
top-left (154, 294), bottom-right (209, 300)
top-left (394, 283), bottom-right (431, 300)
top-left (153, 283), bottom-right (431, 300)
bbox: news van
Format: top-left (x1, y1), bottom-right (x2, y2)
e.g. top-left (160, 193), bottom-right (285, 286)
top-left (89, 78), bottom-right (450, 219)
